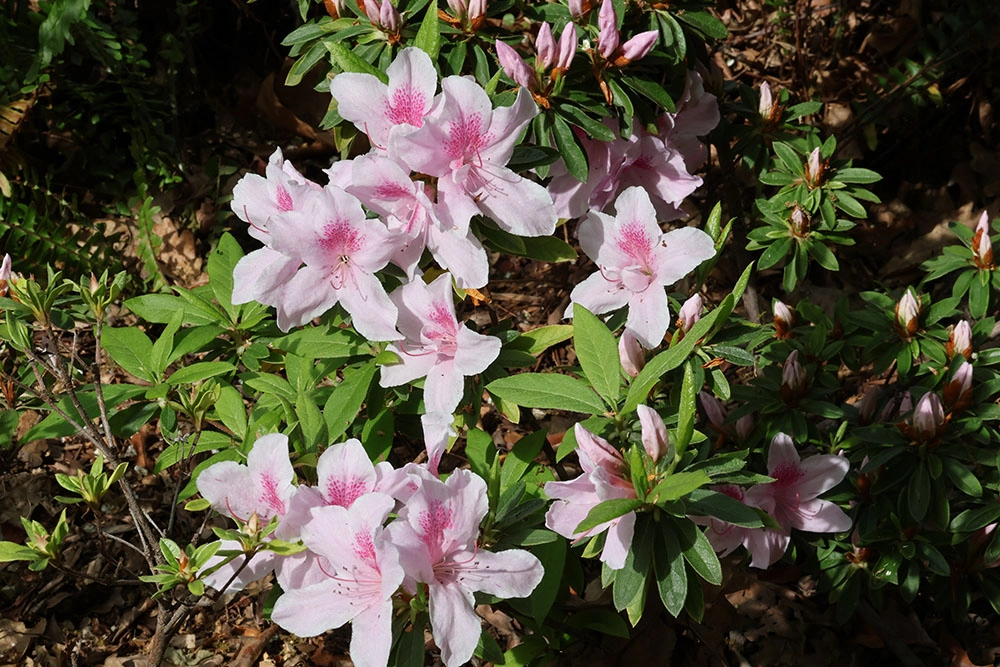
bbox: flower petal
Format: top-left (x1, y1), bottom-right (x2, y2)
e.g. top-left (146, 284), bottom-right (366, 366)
top-left (624, 286), bottom-right (670, 349)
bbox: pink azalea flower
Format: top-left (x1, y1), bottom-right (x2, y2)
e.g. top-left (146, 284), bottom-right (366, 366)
top-left (566, 187), bottom-right (716, 348)
top-left (388, 469), bottom-right (544, 667)
top-left (544, 423), bottom-right (637, 569)
top-left (695, 484), bottom-right (788, 569)
top-left (657, 69), bottom-right (720, 169)
top-left (380, 273), bottom-right (501, 415)
top-left (262, 184), bottom-right (403, 339)
top-left (547, 120), bottom-right (702, 221)
top-left (330, 47), bottom-right (438, 151)
top-left (271, 493), bottom-right (405, 667)
top-left (391, 79), bottom-right (557, 237)
top-left (335, 153), bottom-right (490, 288)
top-left (231, 148), bottom-right (322, 243)
top-left (745, 433), bottom-right (852, 535)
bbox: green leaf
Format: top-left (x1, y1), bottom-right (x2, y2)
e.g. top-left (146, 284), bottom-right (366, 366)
top-left (414, 0), bottom-right (441, 60)
top-left (573, 304), bottom-right (621, 406)
top-left (622, 306), bottom-right (721, 414)
top-left (528, 539), bottom-right (566, 623)
top-left (621, 76), bottom-right (675, 113)
top-left (487, 374), bottom-right (607, 415)
top-left (276, 326), bottom-right (368, 360)
top-left (552, 115), bottom-right (589, 183)
top-left (575, 498), bottom-right (644, 534)
top-left (500, 430), bottom-right (546, 491)
top-left (296, 389), bottom-right (325, 449)
top-left (102, 327), bottom-right (155, 382)
top-left (166, 362), bottom-right (236, 385)
top-left (772, 142), bottom-right (804, 175)
top-left (942, 457), bottom-right (982, 497)
top-left (214, 386), bottom-right (248, 440)
top-left (907, 462), bottom-right (930, 523)
top-left (327, 42), bottom-right (387, 82)
top-left (553, 103), bottom-right (617, 141)
top-left (808, 240), bottom-right (840, 271)
top-left (647, 470), bottom-right (711, 505)
top-left (510, 325), bottom-right (574, 355)
top-left (757, 236), bottom-right (792, 270)
top-left (207, 233), bottom-right (243, 321)
top-left (654, 522), bottom-right (687, 616)
top-left (324, 361), bottom-right (378, 443)
top-left (243, 373), bottom-right (297, 403)
top-left (0, 541), bottom-right (41, 562)
top-left (465, 428), bottom-right (497, 480)
top-left (676, 520), bottom-right (722, 585)
top-left (833, 190), bottom-right (868, 219)
top-left (150, 309), bottom-right (184, 380)
top-left (951, 504), bottom-right (1000, 533)
top-left (685, 488), bottom-right (763, 528)
top-left (673, 362), bottom-right (697, 457)
top-left (833, 167), bottom-right (882, 184)
top-left (675, 10), bottom-right (729, 39)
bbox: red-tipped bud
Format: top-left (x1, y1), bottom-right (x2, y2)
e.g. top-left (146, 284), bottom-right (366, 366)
top-left (637, 405), bottom-right (668, 463)
top-left (943, 361), bottom-right (973, 412)
top-left (773, 299), bottom-right (794, 339)
top-left (804, 147), bottom-right (824, 187)
top-left (911, 392), bottom-right (944, 442)
top-left (972, 211), bottom-right (994, 270)
top-left (894, 288), bottom-right (920, 340)
top-left (947, 320), bottom-right (973, 360)
top-left (619, 329), bottom-right (645, 378)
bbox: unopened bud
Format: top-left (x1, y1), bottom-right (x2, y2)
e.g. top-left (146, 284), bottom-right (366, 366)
top-left (567, 0), bottom-right (589, 18)
top-left (805, 147), bottom-right (823, 186)
top-left (943, 361), bottom-right (973, 411)
top-left (780, 349), bottom-right (807, 404)
top-left (619, 329), bottom-right (645, 378)
top-left (895, 288), bottom-right (920, 339)
top-left (773, 300), bottom-right (794, 339)
top-left (972, 210), bottom-right (994, 269)
top-left (323, 0), bottom-right (346, 17)
top-left (947, 320), bottom-right (973, 360)
top-left (616, 30), bottom-right (658, 64)
top-left (735, 414), bottom-right (754, 441)
top-left (758, 81), bottom-right (773, 118)
top-left (0, 253), bottom-right (11, 297)
top-left (856, 386), bottom-right (881, 425)
top-left (597, 0), bottom-right (619, 59)
top-left (536, 22), bottom-right (556, 70)
top-left (911, 392), bottom-right (944, 442)
top-left (677, 294), bottom-right (703, 332)
top-left (362, 0), bottom-right (380, 23)
top-left (379, 0), bottom-right (401, 33)
top-left (699, 391), bottom-right (727, 430)
top-left (447, 0), bottom-right (468, 16)
top-left (790, 207), bottom-right (809, 237)
top-left (495, 39), bottom-right (538, 91)
top-left (637, 405), bottom-right (668, 463)
top-left (555, 23), bottom-right (577, 71)
top-left (468, 0), bottom-right (486, 25)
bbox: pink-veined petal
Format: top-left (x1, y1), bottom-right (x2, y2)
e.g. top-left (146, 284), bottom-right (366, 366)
top-left (317, 439), bottom-right (378, 507)
top-left (197, 461), bottom-right (254, 521)
top-left (426, 224), bottom-right (489, 289)
top-left (247, 433), bottom-right (295, 519)
top-left (274, 265), bottom-right (341, 332)
top-left (379, 344), bottom-right (440, 387)
top-left (348, 597), bottom-right (395, 667)
top-left (421, 411), bottom-right (455, 475)
top-left (573, 423), bottom-right (625, 475)
top-left (650, 226), bottom-right (716, 286)
top-left (795, 454), bottom-right (851, 499)
top-left (473, 166), bottom-right (557, 237)
top-left (422, 359), bottom-right (465, 414)
top-left (337, 270), bottom-right (402, 341)
top-left (601, 510), bottom-right (636, 570)
top-left (451, 326), bottom-right (501, 376)
top-left (201, 541), bottom-right (278, 593)
top-left (745, 527), bottom-right (790, 569)
top-left (567, 271), bottom-right (630, 318)
top-left (451, 548), bottom-right (544, 598)
top-left (271, 578), bottom-right (360, 636)
top-left (791, 498), bottom-right (852, 534)
top-left (231, 247), bottom-right (301, 306)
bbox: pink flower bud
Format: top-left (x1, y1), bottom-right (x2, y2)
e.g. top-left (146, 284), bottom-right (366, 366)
top-left (536, 22), bottom-right (556, 69)
top-left (676, 294), bottom-right (703, 333)
top-left (895, 288), bottom-right (920, 338)
top-left (618, 329), bottom-right (645, 378)
top-left (911, 392), bottom-right (944, 441)
top-left (805, 147), bottom-right (823, 186)
top-left (948, 320), bottom-right (973, 360)
top-left (323, 0), bottom-right (346, 18)
top-left (468, 0), bottom-right (486, 22)
top-left (856, 386), bottom-right (881, 425)
top-left (447, 0), bottom-right (468, 16)
top-left (567, 0), bottom-right (585, 18)
top-left (379, 0), bottom-right (400, 32)
top-left (637, 405), bottom-right (668, 463)
top-left (699, 391), bottom-right (727, 430)
top-left (618, 30), bottom-right (658, 63)
top-left (773, 299), bottom-right (794, 338)
top-left (758, 81), bottom-right (773, 117)
top-left (597, 0), bottom-right (619, 59)
top-left (780, 349), bottom-right (807, 403)
top-left (943, 361), bottom-right (973, 411)
top-left (973, 210), bottom-right (994, 269)
top-left (555, 23), bottom-right (577, 71)
top-left (363, 0), bottom-right (380, 23)
top-left (495, 40), bottom-right (538, 91)
top-left (735, 414), bottom-right (754, 441)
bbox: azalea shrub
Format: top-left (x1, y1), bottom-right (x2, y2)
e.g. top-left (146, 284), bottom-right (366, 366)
top-left (1, 0), bottom-right (1000, 665)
